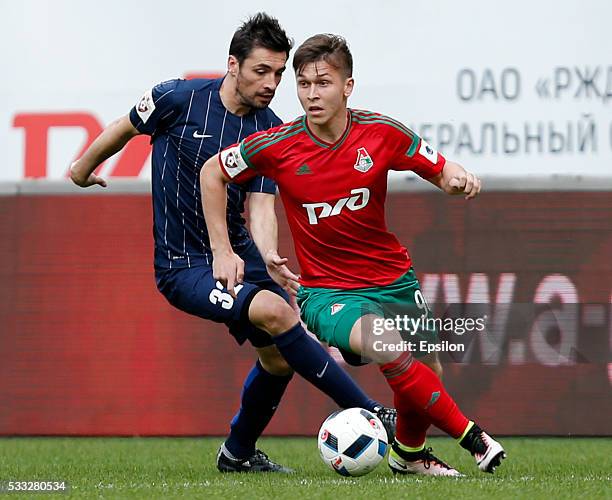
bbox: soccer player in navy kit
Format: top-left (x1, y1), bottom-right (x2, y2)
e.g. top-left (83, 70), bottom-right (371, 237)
top-left (70, 14), bottom-right (394, 473)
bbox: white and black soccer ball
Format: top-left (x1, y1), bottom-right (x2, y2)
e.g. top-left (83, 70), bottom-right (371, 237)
top-left (317, 407), bottom-right (388, 477)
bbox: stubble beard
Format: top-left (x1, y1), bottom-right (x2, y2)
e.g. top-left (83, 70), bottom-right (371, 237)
top-left (236, 73), bottom-right (270, 111)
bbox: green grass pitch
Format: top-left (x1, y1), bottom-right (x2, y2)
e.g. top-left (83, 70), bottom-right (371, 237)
top-left (1, 437), bottom-right (610, 499)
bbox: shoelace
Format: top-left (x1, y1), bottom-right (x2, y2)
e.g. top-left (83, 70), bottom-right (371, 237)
top-left (421, 447), bottom-right (452, 470)
top-left (252, 449), bottom-right (270, 462)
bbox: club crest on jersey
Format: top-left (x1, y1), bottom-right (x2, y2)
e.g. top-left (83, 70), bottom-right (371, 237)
top-left (331, 303), bottom-right (346, 315)
top-left (354, 147), bottom-right (374, 173)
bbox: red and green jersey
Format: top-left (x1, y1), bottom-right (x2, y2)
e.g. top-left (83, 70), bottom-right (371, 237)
top-left (218, 109), bottom-right (445, 289)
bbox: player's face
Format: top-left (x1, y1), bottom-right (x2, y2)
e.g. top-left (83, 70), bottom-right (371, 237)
top-left (296, 61), bottom-right (353, 126)
top-left (231, 47), bottom-right (287, 109)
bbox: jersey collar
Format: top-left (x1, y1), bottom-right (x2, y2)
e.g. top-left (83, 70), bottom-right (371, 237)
top-left (302, 109), bottom-right (353, 150)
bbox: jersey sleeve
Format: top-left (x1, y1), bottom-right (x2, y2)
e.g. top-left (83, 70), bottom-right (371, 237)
top-left (385, 120), bottom-right (446, 179)
top-left (129, 79), bottom-right (184, 135)
top-left (218, 125), bottom-right (284, 184)
top-left (242, 109), bottom-right (283, 193)
top-left (244, 176), bottom-right (277, 194)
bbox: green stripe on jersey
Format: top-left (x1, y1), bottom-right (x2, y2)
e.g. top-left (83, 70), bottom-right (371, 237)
top-left (331, 113), bottom-right (353, 150)
top-left (352, 117), bottom-right (416, 139)
top-left (243, 121), bottom-right (302, 152)
top-left (243, 121), bottom-right (303, 156)
top-left (353, 117), bottom-right (419, 158)
top-left (352, 110), bottom-right (418, 155)
top-left (405, 136), bottom-right (420, 157)
top-left (303, 117), bottom-right (329, 149)
top-left (243, 126), bottom-right (305, 160)
top-left (351, 111), bottom-right (416, 139)
top-left (239, 142), bottom-right (256, 170)
top-left (302, 114), bottom-right (354, 150)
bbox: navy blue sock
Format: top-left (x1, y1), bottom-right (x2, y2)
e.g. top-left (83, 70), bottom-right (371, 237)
top-left (273, 323), bottom-right (378, 411)
top-left (224, 360), bottom-right (292, 459)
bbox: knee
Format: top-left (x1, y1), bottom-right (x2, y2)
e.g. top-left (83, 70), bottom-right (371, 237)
top-left (250, 293), bottom-right (298, 334)
top-left (263, 299), bottom-right (296, 334)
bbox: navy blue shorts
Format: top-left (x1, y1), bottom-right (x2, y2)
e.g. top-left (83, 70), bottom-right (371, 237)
top-left (155, 241), bottom-right (289, 348)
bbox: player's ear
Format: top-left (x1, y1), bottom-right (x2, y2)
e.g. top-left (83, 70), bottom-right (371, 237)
top-left (227, 55), bottom-right (239, 77)
top-left (343, 77), bottom-right (354, 98)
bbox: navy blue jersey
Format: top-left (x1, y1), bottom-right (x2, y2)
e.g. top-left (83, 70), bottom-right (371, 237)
top-left (129, 77), bottom-right (282, 270)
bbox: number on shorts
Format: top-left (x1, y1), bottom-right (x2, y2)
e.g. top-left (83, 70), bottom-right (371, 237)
top-left (414, 289), bottom-right (430, 316)
top-left (209, 281), bottom-right (243, 310)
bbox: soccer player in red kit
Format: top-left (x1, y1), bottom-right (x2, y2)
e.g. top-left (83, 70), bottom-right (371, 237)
top-left (202, 34), bottom-right (506, 476)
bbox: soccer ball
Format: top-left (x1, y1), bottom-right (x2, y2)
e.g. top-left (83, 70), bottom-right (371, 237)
top-left (317, 407), bottom-right (388, 477)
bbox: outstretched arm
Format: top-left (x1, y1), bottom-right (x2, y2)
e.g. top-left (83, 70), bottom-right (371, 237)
top-left (70, 115), bottom-right (140, 188)
top-left (249, 192), bottom-right (300, 296)
top-left (427, 160), bottom-right (481, 200)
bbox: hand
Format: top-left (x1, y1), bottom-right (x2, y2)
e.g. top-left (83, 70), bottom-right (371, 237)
top-left (264, 250), bottom-right (300, 296)
top-left (212, 250), bottom-right (244, 298)
top-left (69, 161), bottom-right (107, 188)
top-left (448, 171), bottom-right (481, 200)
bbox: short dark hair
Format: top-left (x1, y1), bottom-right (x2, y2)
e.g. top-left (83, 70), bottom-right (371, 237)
top-left (293, 34), bottom-right (353, 77)
top-left (229, 13), bottom-right (293, 63)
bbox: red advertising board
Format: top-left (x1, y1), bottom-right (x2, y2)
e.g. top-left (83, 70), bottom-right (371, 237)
top-left (0, 192), bottom-right (610, 435)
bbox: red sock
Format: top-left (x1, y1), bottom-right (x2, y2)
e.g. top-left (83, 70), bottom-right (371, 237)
top-left (380, 352), bottom-right (469, 438)
top-left (396, 409), bottom-right (430, 448)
